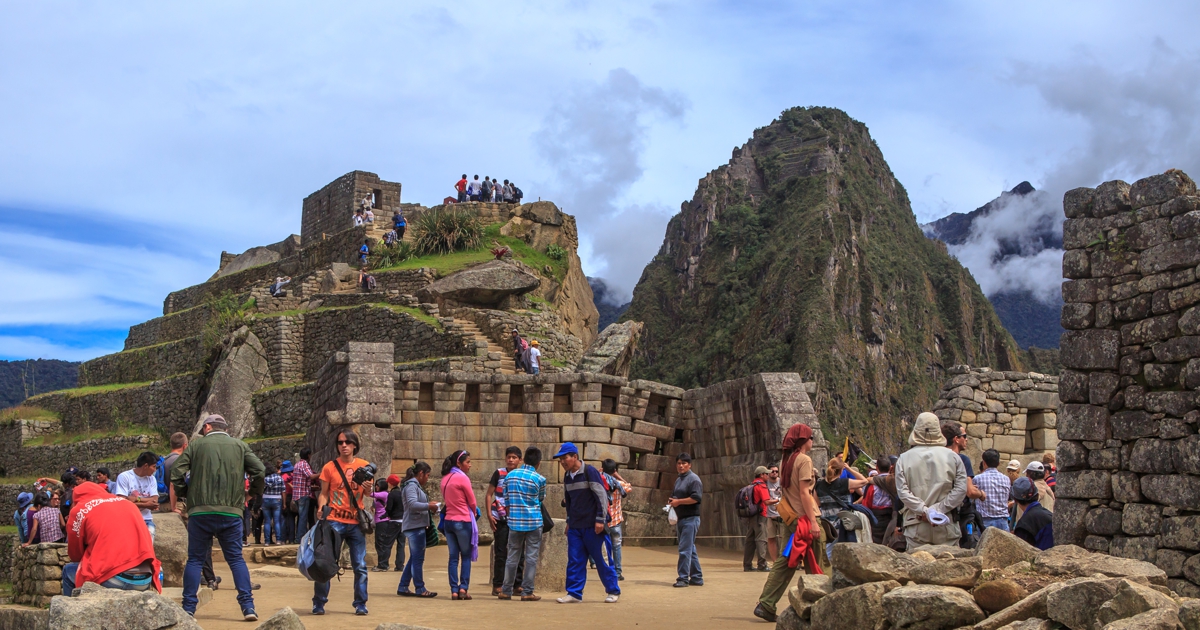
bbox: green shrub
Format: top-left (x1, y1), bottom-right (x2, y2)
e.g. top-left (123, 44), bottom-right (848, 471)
top-left (202, 291), bottom-right (251, 352)
top-left (412, 209), bottom-right (483, 256)
top-left (370, 241), bottom-right (415, 269)
top-left (546, 243), bottom-right (567, 261)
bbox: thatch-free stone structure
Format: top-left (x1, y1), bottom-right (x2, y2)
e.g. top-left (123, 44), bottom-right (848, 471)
top-left (933, 365), bottom-right (1060, 469)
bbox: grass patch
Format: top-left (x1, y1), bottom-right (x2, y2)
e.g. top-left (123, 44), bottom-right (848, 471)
top-left (0, 525), bottom-right (17, 535)
top-left (255, 303), bottom-right (442, 330)
top-left (23, 423), bottom-right (156, 447)
top-left (254, 381), bottom-right (314, 394)
top-left (0, 406), bottom-right (59, 423)
top-left (388, 305), bottom-right (442, 329)
top-left (372, 223), bottom-right (568, 285)
top-left (0, 475), bottom-right (44, 486)
top-left (244, 433), bottom-right (304, 444)
top-left (548, 359), bottom-right (569, 368)
top-left (31, 381), bottom-right (153, 399)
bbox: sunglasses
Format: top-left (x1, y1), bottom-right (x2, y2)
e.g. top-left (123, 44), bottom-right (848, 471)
top-left (337, 440), bottom-right (354, 445)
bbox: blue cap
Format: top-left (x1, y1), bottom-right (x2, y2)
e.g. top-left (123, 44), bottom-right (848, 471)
top-left (16, 492), bottom-right (33, 509)
top-left (553, 442), bottom-right (579, 458)
top-left (1011, 476), bottom-right (1038, 502)
top-left (280, 460), bottom-right (294, 473)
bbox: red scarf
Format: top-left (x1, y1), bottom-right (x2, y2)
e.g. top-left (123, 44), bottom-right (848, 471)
top-left (787, 515), bottom-right (823, 573)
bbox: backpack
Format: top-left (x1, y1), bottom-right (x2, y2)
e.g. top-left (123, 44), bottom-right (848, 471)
top-left (154, 455), bottom-right (167, 494)
top-left (366, 275), bottom-right (377, 291)
top-left (305, 519), bottom-right (343, 583)
top-left (735, 484), bottom-right (759, 518)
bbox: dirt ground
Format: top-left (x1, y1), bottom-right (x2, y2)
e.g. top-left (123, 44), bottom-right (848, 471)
top-left (195, 545), bottom-right (775, 629)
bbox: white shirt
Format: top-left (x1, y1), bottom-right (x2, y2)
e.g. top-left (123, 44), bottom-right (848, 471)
top-left (115, 469), bottom-right (158, 521)
top-left (468, 180), bottom-right (481, 194)
top-left (766, 479), bottom-right (782, 518)
top-left (529, 347), bottom-right (540, 369)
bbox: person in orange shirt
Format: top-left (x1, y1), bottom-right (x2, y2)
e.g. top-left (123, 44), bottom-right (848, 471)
top-left (312, 429), bottom-right (374, 617)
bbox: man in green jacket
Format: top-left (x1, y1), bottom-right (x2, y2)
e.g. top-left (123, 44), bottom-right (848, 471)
top-left (171, 414), bottom-right (265, 620)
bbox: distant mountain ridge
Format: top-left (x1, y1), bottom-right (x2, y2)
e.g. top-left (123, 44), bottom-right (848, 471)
top-left (0, 359), bottom-right (79, 409)
top-left (922, 182), bottom-right (1065, 351)
top-left (589, 277), bottom-right (631, 331)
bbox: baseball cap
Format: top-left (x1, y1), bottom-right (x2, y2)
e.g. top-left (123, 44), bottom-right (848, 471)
top-left (754, 466), bottom-right (770, 475)
top-left (64, 466), bottom-right (81, 477)
top-left (1024, 461), bottom-right (1045, 473)
top-left (203, 414), bottom-right (228, 428)
top-left (1006, 460), bottom-right (1021, 471)
top-left (1012, 476), bottom-right (1038, 502)
top-left (554, 442), bottom-right (579, 458)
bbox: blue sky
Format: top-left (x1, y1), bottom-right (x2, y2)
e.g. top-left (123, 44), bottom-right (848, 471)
top-left (2, 1), bottom-right (1199, 362)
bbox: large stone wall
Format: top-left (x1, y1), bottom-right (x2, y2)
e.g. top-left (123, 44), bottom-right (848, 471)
top-left (250, 436), bottom-right (306, 469)
top-left (125, 301), bottom-right (218, 350)
top-left (374, 268), bottom-right (436, 296)
top-left (301, 171), bottom-right (401, 246)
top-left (1055, 170), bottom-right (1200, 598)
top-left (252, 382), bottom-right (315, 437)
top-left (78, 336), bottom-right (204, 387)
top-left (26, 373), bottom-right (203, 436)
top-left (933, 365), bottom-right (1061, 469)
top-left (12, 543), bottom-right (67, 607)
top-left (299, 305), bottom-right (472, 379)
top-left (450, 306), bottom-right (585, 366)
top-left (305, 342), bottom-right (397, 481)
top-left (0, 433), bottom-right (153, 478)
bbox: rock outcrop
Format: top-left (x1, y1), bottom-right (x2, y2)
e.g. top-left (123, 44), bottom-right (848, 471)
top-left (197, 326), bottom-right (274, 439)
top-left (626, 106), bottom-right (1024, 451)
top-left (48, 582), bottom-right (200, 630)
top-left (576, 321), bottom-right (644, 377)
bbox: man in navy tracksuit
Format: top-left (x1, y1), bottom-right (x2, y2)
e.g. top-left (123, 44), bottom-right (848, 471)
top-left (554, 442), bottom-right (621, 604)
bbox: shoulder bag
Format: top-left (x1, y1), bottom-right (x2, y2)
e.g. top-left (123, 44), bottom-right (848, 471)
top-left (334, 460), bottom-right (374, 534)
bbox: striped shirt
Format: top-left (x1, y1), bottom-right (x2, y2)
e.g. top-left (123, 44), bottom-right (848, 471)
top-left (291, 460), bottom-right (313, 499)
top-left (503, 465), bottom-right (547, 532)
top-left (973, 468), bottom-right (1012, 519)
top-left (263, 473), bottom-right (285, 499)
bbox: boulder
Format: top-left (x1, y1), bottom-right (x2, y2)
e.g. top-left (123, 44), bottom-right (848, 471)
top-left (0, 607), bottom-right (49, 630)
top-left (776, 605), bottom-right (808, 630)
top-left (418, 260), bottom-right (541, 307)
top-left (254, 607), bottom-right (305, 630)
top-left (796, 573), bottom-right (834, 601)
top-left (973, 579), bottom-right (1028, 613)
top-left (197, 326), bottom-right (274, 439)
top-left (534, 518), bottom-right (568, 593)
top-left (575, 321), bottom-right (644, 378)
top-left (48, 582), bottom-right (200, 630)
top-left (787, 585), bottom-right (814, 621)
top-left (996, 621), bottom-right (1055, 630)
top-left (832, 542), bottom-right (922, 584)
top-left (1045, 577), bottom-right (1119, 630)
top-left (153, 512), bottom-right (189, 588)
top-left (1096, 578), bottom-right (1178, 628)
top-left (882, 584), bottom-right (985, 630)
top-left (910, 544), bottom-right (974, 559)
top-left (809, 580), bottom-right (900, 630)
top-left (1181, 599), bottom-right (1200, 630)
top-left (909, 550), bottom-right (937, 563)
top-left (908, 557), bottom-right (982, 588)
top-left (1101, 608), bottom-right (1180, 630)
top-left (975, 577), bottom-right (1097, 630)
top-left (976, 527), bottom-right (1039, 569)
top-left (215, 246), bottom-right (281, 279)
top-left (1034, 545), bottom-right (1168, 586)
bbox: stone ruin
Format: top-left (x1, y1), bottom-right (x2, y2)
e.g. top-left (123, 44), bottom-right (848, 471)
top-left (1055, 169), bottom-right (1200, 598)
top-left (933, 365), bottom-right (1060, 470)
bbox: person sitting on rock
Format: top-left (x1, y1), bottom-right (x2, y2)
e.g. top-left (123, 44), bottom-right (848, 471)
top-left (1011, 477), bottom-right (1053, 550)
top-left (270, 276), bottom-right (292, 297)
top-left (62, 480), bottom-right (161, 596)
top-left (354, 209), bottom-right (365, 227)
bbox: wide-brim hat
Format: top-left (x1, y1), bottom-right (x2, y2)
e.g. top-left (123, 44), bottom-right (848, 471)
top-left (909, 412), bottom-right (944, 447)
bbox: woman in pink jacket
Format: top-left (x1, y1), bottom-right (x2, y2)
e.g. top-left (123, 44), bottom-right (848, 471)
top-left (440, 450), bottom-right (478, 600)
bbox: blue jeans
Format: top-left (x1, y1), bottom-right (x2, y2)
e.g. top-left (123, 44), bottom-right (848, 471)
top-left (295, 497), bottom-right (312, 541)
top-left (982, 516), bottom-right (1011, 532)
top-left (183, 513), bottom-right (254, 614)
top-left (262, 498), bottom-right (282, 544)
top-left (530, 366), bottom-right (540, 375)
top-left (566, 527), bottom-right (620, 600)
top-left (314, 521), bottom-right (368, 611)
top-left (62, 562), bottom-right (152, 596)
top-left (676, 515), bottom-right (703, 583)
top-left (608, 523), bottom-right (624, 576)
top-left (399, 528), bottom-right (429, 593)
top-left (444, 520), bottom-right (473, 593)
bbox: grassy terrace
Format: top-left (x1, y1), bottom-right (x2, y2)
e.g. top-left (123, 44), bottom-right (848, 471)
top-left (0, 406), bottom-right (60, 423)
top-left (22, 423), bottom-right (156, 447)
top-left (374, 223), bottom-right (567, 283)
top-left (31, 380), bottom-right (154, 398)
top-left (261, 303), bottom-right (442, 329)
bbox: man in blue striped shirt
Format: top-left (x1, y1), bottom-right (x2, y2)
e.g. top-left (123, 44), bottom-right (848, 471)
top-left (973, 449), bottom-right (1012, 532)
top-left (499, 447), bottom-right (547, 601)
top-left (555, 442), bottom-right (620, 604)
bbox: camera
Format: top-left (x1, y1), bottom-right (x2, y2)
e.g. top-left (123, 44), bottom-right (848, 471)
top-left (352, 463), bottom-right (377, 486)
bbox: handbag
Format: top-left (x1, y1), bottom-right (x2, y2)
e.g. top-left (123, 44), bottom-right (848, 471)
top-left (777, 495), bottom-right (799, 525)
top-left (333, 460), bottom-right (374, 534)
top-left (426, 520), bottom-right (440, 547)
top-left (540, 502), bottom-right (554, 533)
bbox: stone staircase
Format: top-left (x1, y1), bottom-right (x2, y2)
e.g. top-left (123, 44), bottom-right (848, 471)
top-left (450, 317), bottom-right (516, 374)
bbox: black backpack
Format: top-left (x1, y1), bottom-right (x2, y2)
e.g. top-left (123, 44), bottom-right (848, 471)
top-left (735, 484), bottom-right (759, 518)
top-left (307, 519), bottom-right (342, 583)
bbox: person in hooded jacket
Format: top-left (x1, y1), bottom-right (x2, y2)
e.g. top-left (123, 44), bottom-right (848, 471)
top-left (62, 481), bottom-right (162, 596)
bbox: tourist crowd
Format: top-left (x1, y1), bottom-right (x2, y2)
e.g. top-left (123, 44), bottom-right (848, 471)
top-left (14, 405), bottom-right (1057, 623)
top-left (453, 174), bottom-right (523, 204)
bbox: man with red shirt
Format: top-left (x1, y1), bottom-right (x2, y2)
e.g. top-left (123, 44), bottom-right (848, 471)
top-left (454, 174), bottom-right (468, 203)
top-left (743, 466), bottom-right (775, 571)
top-left (313, 429), bottom-right (374, 617)
top-left (62, 480), bottom-right (162, 596)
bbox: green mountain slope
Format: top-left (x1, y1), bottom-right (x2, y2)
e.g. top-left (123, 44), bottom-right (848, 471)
top-left (0, 359), bottom-right (79, 409)
top-left (625, 107), bottom-right (1024, 452)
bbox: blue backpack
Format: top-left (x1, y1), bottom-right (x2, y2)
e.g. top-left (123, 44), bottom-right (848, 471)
top-left (154, 455), bottom-right (167, 494)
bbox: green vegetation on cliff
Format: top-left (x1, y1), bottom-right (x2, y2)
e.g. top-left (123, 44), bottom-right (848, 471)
top-left (0, 360), bottom-right (78, 410)
top-left (625, 107), bottom-right (1023, 452)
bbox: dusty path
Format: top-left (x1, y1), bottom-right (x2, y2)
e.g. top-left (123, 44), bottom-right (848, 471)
top-left (195, 545), bottom-right (773, 629)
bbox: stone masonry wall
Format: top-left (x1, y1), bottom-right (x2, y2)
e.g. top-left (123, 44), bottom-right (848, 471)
top-left (13, 543), bottom-right (68, 607)
top-left (305, 342), bottom-right (397, 481)
top-left (253, 382), bottom-right (315, 437)
top-left (27, 373), bottom-right (203, 437)
top-left (1055, 169), bottom-right (1200, 598)
top-left (933, 365), bottom-right (1061, 470)
top-left (78, 335), bottom-right (204, 387)
top-left (0, 434), bottom-right (152, 478)
top-left (300, 305), bottom-right (472, 379)
top-left (250, 436), bottom-right (306, 469)
top-left (125, 302), bottom-right (218, 350)
top-left (301, 171), bottom-right (401, 246)
top-left (374, 268), bottom-right (436, 296)
top-left (450, 306), bottom-right (585, 366)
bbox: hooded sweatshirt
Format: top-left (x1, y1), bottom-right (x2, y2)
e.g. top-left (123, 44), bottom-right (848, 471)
top-left (67, 481), bottom-right (162, 592)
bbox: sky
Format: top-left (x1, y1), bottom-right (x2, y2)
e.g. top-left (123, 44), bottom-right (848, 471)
top-left (2, 1), bottom-right (1199, 362)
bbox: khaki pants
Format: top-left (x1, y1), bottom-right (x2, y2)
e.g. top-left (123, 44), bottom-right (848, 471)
top-left (903, 521), bottom-right (961, 550)
top-left (742, 516), bottom-right (768, 569)
top-left (757, 524), bottom-right (827, 615)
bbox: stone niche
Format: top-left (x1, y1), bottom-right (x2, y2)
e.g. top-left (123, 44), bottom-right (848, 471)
top-left (1054, 169), bottom-right (1200, 598)
top-left (932, 365), bottom-right (1060, 469)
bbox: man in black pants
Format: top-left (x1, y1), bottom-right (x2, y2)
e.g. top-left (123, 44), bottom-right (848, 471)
top-left (373, 475), bottom-right (406, 572)
top-left (487, 446), bottom-right (524, 596)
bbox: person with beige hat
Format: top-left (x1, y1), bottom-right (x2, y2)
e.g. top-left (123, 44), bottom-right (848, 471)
top-left (894, 412), bottom-right (968, 549)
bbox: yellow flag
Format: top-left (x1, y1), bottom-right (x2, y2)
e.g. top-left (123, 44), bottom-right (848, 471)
top-left (841, 436), bottom-right (850, 461)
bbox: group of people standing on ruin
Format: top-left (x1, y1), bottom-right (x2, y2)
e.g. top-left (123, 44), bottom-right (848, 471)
top-left (511, 328), bottom-right (541, 374)
top-left (455, 174), bottom-right (523, 204)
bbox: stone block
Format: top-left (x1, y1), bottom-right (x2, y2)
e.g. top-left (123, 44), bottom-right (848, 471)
top-left (1122, 503), bottom-right (1163, 536)
top-left (1141, 236), bottom-right (1200, 273)
top-left (534, 519), bottom-right (567, 593)
top-left (1130, 438), bottom-right (1176, 474)
top-left (1160, 516), bottom-right (1200, 551)
top-left (1062, 330), bottom-right (1121, 369)
top-left (1015, 390), bottom-right (1059, 410)
top-left (1112, 471), bottom-right (1142, 503)
top-left (537, 412), bottom-right (584, 427)
top-left (1063, 186), bottom-right (1095, 218)
top-left (610, 429), bottom-right (657, 453)
top-left (637, 453), bottom-right (673, 473)
top-left (620, 469), bottom-right (659, 488)
top-left (584, 412), bottom-right (632, 431)
top-left (1130, 170), bottom-right (1196, 209)
top-left (992, 434), bottom-right (1026, 454)
top-left (1059, 404), bottom-right (1110, 441)
top-left (583, 443), bottom-right (630, 464)
top-left (1086, 506), bottom-right (1123, 536)
top-left (1056, 470), bottom-right (1112, 499)
top-left (1031, 429), bottom-right (1058, 451)
top-left (631, 420), bottom-right (675, 441)
top-left (1142, 475), bottom-right (1200, 510)
top-left (1111, 410), bottom-right (1158, 440)
top-left (561, 426), bottom-right (610, 443)
top-left (1108, 536), bottom-right (1159, 563)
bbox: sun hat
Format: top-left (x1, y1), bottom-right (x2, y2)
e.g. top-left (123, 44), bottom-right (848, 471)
top-left (16, 493), bottom-right (32, 509)
top-left (530, 340), bottom-right (539, 346)
top-left (280, 460), bottom-right (294, 473)
top-left (754, 466), bottom-right (770, 475)
top-left (909, 412), bottom-right (944, 446)
top-left (1024, 461), bottom-right (1045, 473)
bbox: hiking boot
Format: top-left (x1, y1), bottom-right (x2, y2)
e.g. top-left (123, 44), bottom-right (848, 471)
top-left (673, 580), bottom-right (689, 588)
top-left (604, 594), bottom-right (619, 603)
top-left (743, 566), bottom-right (754, 572)
top-left (757, 565), bottom-right (770, 572)
top-left (497, 593), bottom-right (512, 600)
top-left (251, 583), bottom-right (262, 590)
top-left (521, 595), bottom-right (541, 602)
top-left (370, 566), bottom-right (388, 572)
top-left (618, 575), bottom-right (625, 581)
top-left (753, 603), bottom-right (776, 623)
top-left (242, 608), bottom-right (258, 622)
top-left (556, 595), bottom-right (582, 604)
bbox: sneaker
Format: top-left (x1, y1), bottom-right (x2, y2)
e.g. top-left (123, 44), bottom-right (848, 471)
top-left (753, 603), bottom-right (777, 623)
top-left (743, 567), bottom-right (754, 572)
top-left (355, 607), bottom-right (369, 616)
top-left (312, 607), bottom-right (325, 616)
top-left (251, 583), bottom-right (262, 590)
top-left (618, 575), bottom-right (625, 581)
top-left (673, 580), bottom-right (689, 588)
top-left (497, 593), bottom-right (512, 600)
top-left (757, 566), bottom-right (770, 572)
top-left (604, 594), bottom-right (619, 603)
top-left (521, 594), bottom-right (542, 602)
top-left (242, 608), bottom-right (258, 622)
top-left (556, 595), bottom-right (582, 604)
top-left (371, 566), bottom-right (388, 572)
top-left (689, 579), bottom-right (704, 586)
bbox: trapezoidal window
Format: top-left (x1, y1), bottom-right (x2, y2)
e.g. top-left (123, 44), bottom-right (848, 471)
top-left (553, 384), bottom-right (572, 412)
top-left (418, 382), bottom-right (434, 411)
top-left (372, 189), bottom-right (383, 208)
top-left (509, 384), bottom-right (525, 413)
top-left (601, 384), bottom-right (620, 414)
top-left (465, 384), bottom-right (480, 412)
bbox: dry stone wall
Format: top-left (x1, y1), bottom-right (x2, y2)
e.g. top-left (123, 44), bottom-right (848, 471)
top-left (0, 433), bottom-right (152, 478)
top-left (299, 305), bottom-right (472, 378)
top-left (933, 365), bottom-right (1061, 469)
top-left (26, 373), bottom-right (203, 436)
top-left (125, 302), bottom-right (217, 350)
top-left (252, 382), bottom-right (315, 437)
top-left (13, 543), bottom-right (68, 607)
top-left (301, 170), bottom-right (401, 246)
top-left (78, 336), bottom-right (204, 387)
top-left (1055, 170), bottom-right (1200, 598)
top-left (305, 342), bottom-right (397, 481)
top-left (450, 306), bottom-right (584, 366)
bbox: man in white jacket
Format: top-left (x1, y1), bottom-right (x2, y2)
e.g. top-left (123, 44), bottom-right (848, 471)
top-left (894, 412), bottom-right (968, 549)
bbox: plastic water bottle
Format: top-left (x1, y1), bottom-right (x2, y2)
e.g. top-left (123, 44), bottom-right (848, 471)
top-left (966, 523), bottom-right (976, 536)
